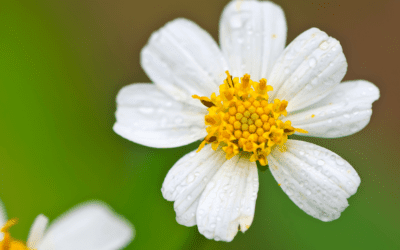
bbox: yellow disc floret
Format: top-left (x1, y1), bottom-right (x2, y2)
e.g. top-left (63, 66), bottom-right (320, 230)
top-left (0, 219), bottom-right (34, 250)
top-left (193, 71), bottom-right (307, 166)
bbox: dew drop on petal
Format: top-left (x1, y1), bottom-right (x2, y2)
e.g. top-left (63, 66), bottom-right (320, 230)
top-left (319, 41), bottom-right (329, 50)
top-left (308, 58), bottom-right (317, 68)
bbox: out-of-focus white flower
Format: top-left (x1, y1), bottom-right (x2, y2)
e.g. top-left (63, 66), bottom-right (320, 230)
top-left (113, 0), bottom-right (379, 242)
top-left (0, 200), bottom-right (134, 250)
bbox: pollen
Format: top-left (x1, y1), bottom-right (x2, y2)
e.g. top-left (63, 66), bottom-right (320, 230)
top-left (0, 219), bottom-right (32, 250)
top-left (193, 71), bottom-right (307, 166)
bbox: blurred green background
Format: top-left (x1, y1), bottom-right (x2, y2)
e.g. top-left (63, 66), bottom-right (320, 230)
top-left (1, 0), bottom-right (399, 249)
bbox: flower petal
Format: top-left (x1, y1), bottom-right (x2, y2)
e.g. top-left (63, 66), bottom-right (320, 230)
top-left (219, 0), bottom-right (287, 80)
top-left (114, 83), bottom-right (207, 148)
top-left (269, 28), bottom-right (347, 112)
top-left (268, 139), bottom-right (361, 222)
top-left (0, 199), bottom-right (7, 241)
top-left (37, 202), bottom-right (134, 250)
top-left (283, 80), bottom-right (380, 138)
top-left (161, 145), bottom-right (226, 227)
top-left (141, 18), bottom-right (228, 107)
top-left (27, 214), bottom-right (49, 249)
top-left (196, 156), bottom-right (258, 242)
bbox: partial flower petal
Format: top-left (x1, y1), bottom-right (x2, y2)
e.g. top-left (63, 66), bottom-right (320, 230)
top-left (141, 18), bottom-right (228, 107)
top-left (220, 0), bottom-right (287, 80)
top-left (269, 28), bottom-right (347, 112)
top-left (283, 80), bottom-right (380, 138)
top-left (114, 83), bottom-right (207, 148)
top-left (268, 139), bottom-right (361, 222)
top-left (0, 199), bottom-right (6, 241)
top-left (37, 202), bottom-right (134, 250)
top-left (196, 156), bottom-right (258, 242)
top-left (161, 145), bottom-right (226, 226)
top-left (27, 214), bottom-right (49, 249)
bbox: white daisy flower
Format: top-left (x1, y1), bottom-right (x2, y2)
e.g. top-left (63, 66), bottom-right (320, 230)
top-left (113, 0), bottom-right (379, 242)
top-left (0, 200), bottom-right (134, 249)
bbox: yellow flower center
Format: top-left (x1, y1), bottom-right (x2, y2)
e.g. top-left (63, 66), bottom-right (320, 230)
top-left (0, 219), bottom-right (34, 250)
top-left (193, 71), bottom-right (307, 166)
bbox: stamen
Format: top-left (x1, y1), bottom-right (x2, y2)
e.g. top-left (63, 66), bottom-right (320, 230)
top-left (193, 71), bottom-right (307, 166)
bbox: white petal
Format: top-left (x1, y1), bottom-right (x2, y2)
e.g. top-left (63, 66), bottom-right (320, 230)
top-left (114, 83), bottom-right (207, 148)
top-left (268, 139), bottom-right (361, 222)
top-left (37, 202), bottom-right (134, 250)
top-left (27, 214), bottom-right (49, 249)
top-left (141, 18), bottom-right (228, 107)
top-left (219, 0), bottom-right (287, 80)
top-left (196, 156), bottom-right (258, 242)
top-left (161, 145), bottom-right (226, 226)
top-left (283, 80), bottom-right (380, 138)
top-left (269, 28), bottom-right (347, 112)
top-left (0, 199), bottom-right (7, 241)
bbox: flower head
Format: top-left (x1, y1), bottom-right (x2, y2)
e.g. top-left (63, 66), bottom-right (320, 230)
top-left (114, 0), bottom-right (379, 242)
top-left (0, 200), bottom-right (134, 249)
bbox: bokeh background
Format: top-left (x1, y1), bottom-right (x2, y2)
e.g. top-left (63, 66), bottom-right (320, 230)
top-left (1, 0), bottom-right (399, 249)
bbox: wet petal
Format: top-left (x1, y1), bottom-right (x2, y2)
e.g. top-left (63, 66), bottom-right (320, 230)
top-left (161, 145), bottom-right (226, 226)
top-left (268, 139), bottom-right (360, 221)
top-left (220, 0), bottom-right (287, 80)
top-left (114, 83), bottom-right (207, 148)
top-left (141, 18), bottom-right (228, 107)
top-left (269, 28), bottom-right (347, 112)
top-left (196, 156), bottom-right (258, 242)
top-left (283, 80), bottom-right (380, 138)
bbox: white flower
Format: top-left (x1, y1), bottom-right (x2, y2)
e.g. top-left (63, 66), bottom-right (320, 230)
top-left (0, 200), bottom-right (134, 249)
top-left (113, 0), bottom-right (379, 242)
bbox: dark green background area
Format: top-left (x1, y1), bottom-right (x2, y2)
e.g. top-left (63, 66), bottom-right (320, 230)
top-left (1, 0), bottom-right (399, 249)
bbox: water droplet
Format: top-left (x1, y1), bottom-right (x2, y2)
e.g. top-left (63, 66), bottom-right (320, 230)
top-left (306, 189), bottom-right (312, 195)
top-left (189, 152), bottom-right (196, 157)
top-left (199, 209), bottom-right (204, 215)
top-left (139, 106), bottom-right (154, 114)
top-left (186, 174), bottom-right (195, 183)
top-left (299, 182), bottom-right (304, 187)
top-left (332, 46), bottom-right (337, 51)
top-left (319, 41), bottom-right (329, 50)
top-left (343, 113), bottom-right (350, 119)
top-left (311, 78), bottom-right (319, 85)
top-left (203, 177), bottom-right (208, 182)
top-left (211, 223), bottom-right (216, 228)
top-left (308, 58), bottom-right (317, 68)
top-left (237, 38), bottom-right (244, 44)
top-left (165, 101), bottom-right (172, 107)
top-left (317, 160), bottom-right (325, 166)
top-left (175, 117), bottom-right (184, 124)
top-left (329, 176), bottom-right (339, 183)
top-left (335, 158), bottom-right (345, 166)
top-left (328, 119), bottom-right (332, 123)
top-left (191, 212), bottom-right (195, 217)
top-left (187, 195), bottom-right (192, 200)
top-left (298, 202), bottom-right (304, 208)
top-left (299, 151), bottom-right (305, 155)
top-left (284, 67), bottom-right (290, 74)
top-left (215, 236), bottom-right (221, 241)
top-left (293, 76), bottom-right (298, 81)
top-left (195, 172), bottom-right (200, 176)
top-left (217, 216), bottom-right (221, 221)
top-left (229, 15), bottom-right (242, 28)
top-left (287, 188), bottom-right (294, 196)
